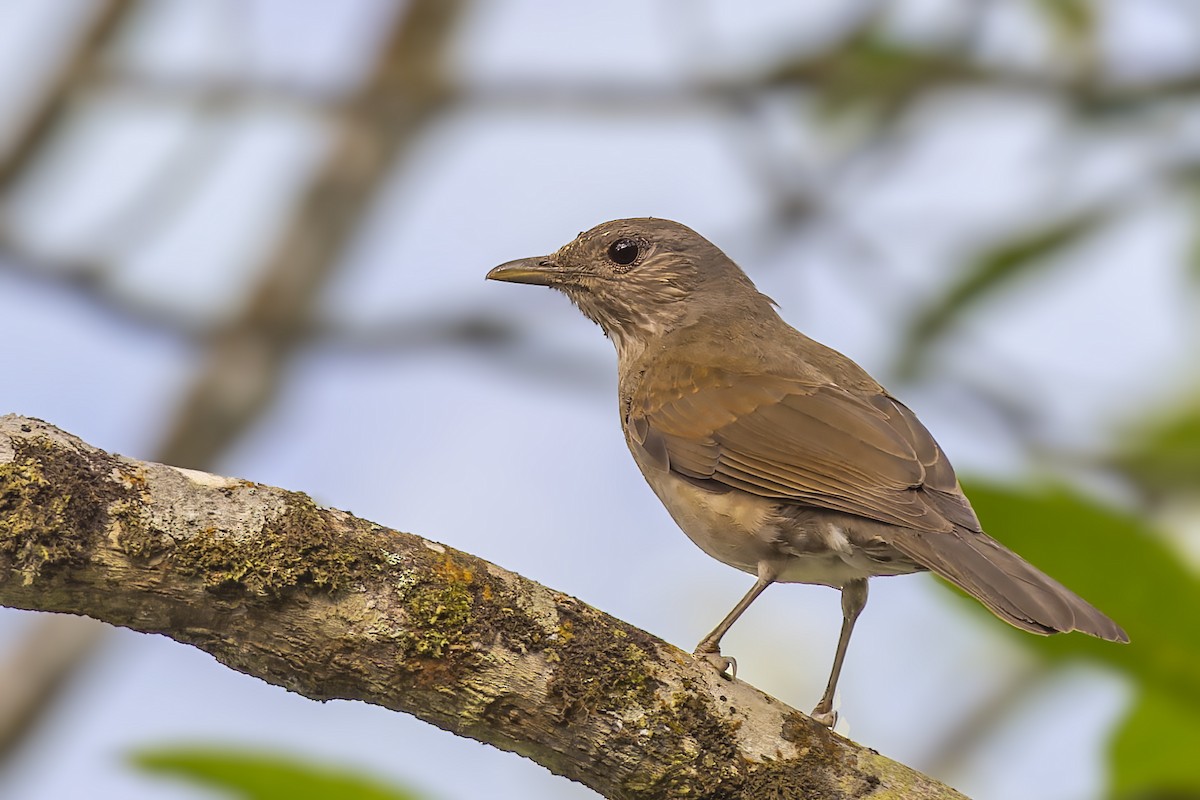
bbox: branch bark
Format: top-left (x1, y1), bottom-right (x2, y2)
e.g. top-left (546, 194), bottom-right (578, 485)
top-left (0, 415), bottom-right (966, 800)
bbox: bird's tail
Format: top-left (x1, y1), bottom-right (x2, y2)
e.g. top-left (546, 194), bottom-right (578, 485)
top-left (886, 527), bottom-right (1128, 643)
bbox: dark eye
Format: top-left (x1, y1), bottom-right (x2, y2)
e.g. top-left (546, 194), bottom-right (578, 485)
top-left (607, 238), bottom-right (640, 266)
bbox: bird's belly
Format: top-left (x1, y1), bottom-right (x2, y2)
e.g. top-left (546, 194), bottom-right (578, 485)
top-left (639, 464), bottom-right (922, 587)
top-left (645, 469), bottom-right (780, 576)
top-left (773, 551), bottom-right (903, 586)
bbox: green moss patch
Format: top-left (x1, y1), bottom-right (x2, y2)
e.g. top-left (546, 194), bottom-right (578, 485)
top-left (392, 554), bottom-right (476, 659)
top-left (626, 691), bottom-right (880, 799)
top-left (175, 493), bottom-right (386, 597)
top-left (546, 600), bottom-right (662, 721)
top-left (0, 437), bottom-right (118, 582)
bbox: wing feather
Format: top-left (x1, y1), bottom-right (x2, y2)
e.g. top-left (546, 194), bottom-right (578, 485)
top-left (629, 367), bottom-right (975, 533)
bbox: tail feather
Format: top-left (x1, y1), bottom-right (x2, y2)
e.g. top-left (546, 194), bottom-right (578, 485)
top-left (887, 527), bottom-right (1129, 643)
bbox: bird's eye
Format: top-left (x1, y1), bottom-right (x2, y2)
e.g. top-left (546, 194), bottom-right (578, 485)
top-left (607, 238), bottom-right (640, 267)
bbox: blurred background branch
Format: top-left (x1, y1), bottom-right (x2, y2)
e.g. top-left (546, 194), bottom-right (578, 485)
top-left (0, 0), bottom-right (468, 780)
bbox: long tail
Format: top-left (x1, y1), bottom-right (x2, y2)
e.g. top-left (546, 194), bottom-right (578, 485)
top-left (886, 527), bottom-right (1128, 643)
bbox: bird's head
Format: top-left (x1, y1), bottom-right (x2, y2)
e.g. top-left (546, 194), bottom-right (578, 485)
top-left (487, 218), bottom-right (772, 356)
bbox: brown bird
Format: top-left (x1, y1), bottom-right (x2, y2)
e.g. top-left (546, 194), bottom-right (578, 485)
top-left (487, 218), bottom-right (1128, 726)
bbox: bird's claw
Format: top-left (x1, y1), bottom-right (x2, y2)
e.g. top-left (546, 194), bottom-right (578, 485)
top-left (693, 646), bottom-right (737, 679)
top-left (810, 706), bottom-right (837, 728)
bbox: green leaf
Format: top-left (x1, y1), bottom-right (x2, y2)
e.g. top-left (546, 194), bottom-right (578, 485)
top-left (956, 481), bottom-right (1200, 717)
top-left (1111, 686), bottom-right (1200, 797)
top-left (764, 30), bottom-right (983, 121)
top-left (897, 213), bottom-right (1104, 378)
top-left (1111, 397), bottom-right (1200, 501)
top-left (128, 747), bottom-right (428, 800)
top-left (1032, 0), bottom-right (1096, 41)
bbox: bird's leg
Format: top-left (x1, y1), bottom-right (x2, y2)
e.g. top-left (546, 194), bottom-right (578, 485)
top-left (693, 567), bottom-right (776, 679)
top-left (811, 578), bottom-right (868, 728)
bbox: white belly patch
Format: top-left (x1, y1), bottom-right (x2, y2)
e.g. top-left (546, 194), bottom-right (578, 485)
top-left (639, 464), bottom-right (914, 587)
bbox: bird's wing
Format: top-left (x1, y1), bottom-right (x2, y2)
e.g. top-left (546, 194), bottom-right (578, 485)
top-left (627, 366), bottom-right (979, 533)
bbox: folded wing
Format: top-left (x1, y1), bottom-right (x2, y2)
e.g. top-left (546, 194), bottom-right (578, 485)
top-left (627, 366), bottom-right (1128, 642)
top-left (628, 366), bottom-right (977, 533)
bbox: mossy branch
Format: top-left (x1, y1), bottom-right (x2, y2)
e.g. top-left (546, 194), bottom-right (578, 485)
top-left (0, 414), bottom-right (966, 800)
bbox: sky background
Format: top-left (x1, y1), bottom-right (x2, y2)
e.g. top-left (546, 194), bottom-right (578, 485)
top-left (2, 1), bottom-right (1198, 798)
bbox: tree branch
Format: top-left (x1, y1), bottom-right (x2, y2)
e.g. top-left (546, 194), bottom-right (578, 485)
top-left (0, 0), bottom-right (134, 186)
top-left (0, 415), bottom-right (966, 800)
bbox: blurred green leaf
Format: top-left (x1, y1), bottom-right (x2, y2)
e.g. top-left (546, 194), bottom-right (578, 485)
top-left (129, 747), bottom-right (427, 800)
top-left (1111, 398), bottom-right (1200, 501)
top-left (897, 212), bottom-right (1105, 378)
top-left (765, 31), bottom-right (982, 121)
top-left (1111, 687), bottom-right (1200, 798)
top-left (1032, 0), bottom-right (1096, 41)
top-left (957, 481), bottom-right (1200, 716)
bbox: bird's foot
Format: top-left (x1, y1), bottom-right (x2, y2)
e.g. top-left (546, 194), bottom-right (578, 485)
top-left (810, 704), bottom-right (837, 728)
top-left (692, 644), bottom-right (737, 679)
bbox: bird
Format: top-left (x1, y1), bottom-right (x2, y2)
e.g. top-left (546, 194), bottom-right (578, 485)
top-left (486, 217), bottom-right (1128, 727)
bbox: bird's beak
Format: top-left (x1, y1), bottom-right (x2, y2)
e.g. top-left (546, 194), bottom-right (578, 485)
top-left (486, 256), bottom-right (563, 286)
